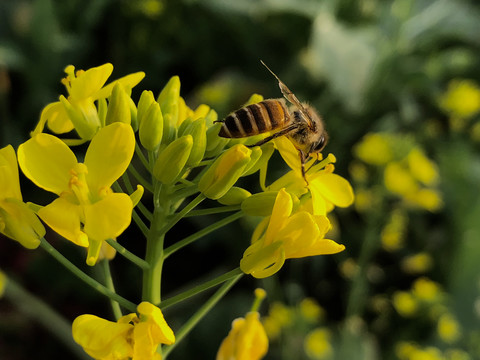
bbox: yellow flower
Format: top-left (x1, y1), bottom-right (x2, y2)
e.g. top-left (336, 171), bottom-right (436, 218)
top-left (0, 145), bottom-right (45, 249)
top-left (437, 313), bottom-right (461, 344)
top-left (353, 132), bottom-right (394, 165)
top-left (18, 123), bottom-right (141, 265)
top-left (240, 189), bottom-right (345, 278)
top-left (270, 138), bottom-right (354, 216)
top-left (216, 311), bottom-right (268, 360)
top-left (392, 291), bottom-right (418, 317)
top-left (299, 298), bottom-right (325, 323)
top-left (72, 302), bottom-right (174, 360)
top-left (412, 277), bottom-right (441, 302)
top-left (32, 63), bottom-right (145, 141)
top-left (304, 328), bottom-right (333, 360)
top-left (401, 252), bottom-right (434, 274)
top-left (407, 148), bottom-right (439, 186)
top-left (439, 79), bottom-right (480, 118)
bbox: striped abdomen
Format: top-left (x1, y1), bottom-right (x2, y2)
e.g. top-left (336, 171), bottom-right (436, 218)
top-left (219, 99), bottom-right (290, 138)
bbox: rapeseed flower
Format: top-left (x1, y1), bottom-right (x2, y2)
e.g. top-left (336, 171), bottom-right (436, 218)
top-left (18, 122), bottom-right (142, 265)
top-left (73, 302), bottom-right (174, 360)
top-left (0, 145), bottom-right (45, 249)
top-left (240, 189), bottom-right (345, 278)
top-left (32, 63), bottom-right (144, 141)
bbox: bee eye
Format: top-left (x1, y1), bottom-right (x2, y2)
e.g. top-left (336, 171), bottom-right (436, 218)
top-left (313, 136), bottom-right (326, 152)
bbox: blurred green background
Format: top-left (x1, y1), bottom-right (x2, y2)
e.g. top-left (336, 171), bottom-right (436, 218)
top-left (1, 0), bottom-right (480, 359)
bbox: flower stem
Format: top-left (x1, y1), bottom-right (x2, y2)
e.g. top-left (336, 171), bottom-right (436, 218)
top-left (39, 238), bottom-right (136, 312)
top-left (157, 193), bottom-right (206, 238)
top-left (162, 273), bottom-right (243, 358)
top-left (160, 268), bottom-right (243, 309)
top-left (185, 205), bottom-right (241, 217)
top-left (100, 259), bottom-right (123, 320)
top-left (106, 239), bottom-right (150, 270)
top-left (135, 141), bottom-right (151, 171)
top-left (4, 276), bottom-right (91, 360)
top-left (128, 163), bottom-right (153, 193)
top-left (164, 211), bottom-right (244, 259)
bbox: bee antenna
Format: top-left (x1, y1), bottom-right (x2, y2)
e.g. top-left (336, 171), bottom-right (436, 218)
top-left (260, 60), bottom-right (282, 83)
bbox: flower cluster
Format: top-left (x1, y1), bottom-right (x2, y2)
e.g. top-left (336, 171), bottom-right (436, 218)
top-left (1, 63), bottom-right (355, 359)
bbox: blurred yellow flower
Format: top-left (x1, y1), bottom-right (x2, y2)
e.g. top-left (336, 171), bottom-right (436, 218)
top-left (216, 312), bottom-right (268, 360)
top-left (437, 313), bottom-right (461, 344)
top-left (393, 291), bottom-right (418, 317)
top-left (412, 277), bottom-right (441, 302)
top-left (381, 208), bottom-right (408, 252)
top-left (300, 298), bottom-right (325, 323)
top-left (401, 252), bottom-right (434, 274)
top-left (353, 133), bottom-right (393, 165)
top-left (304, 328), bottom-right (333, 360)
top-left (439, 79), bottom-right (480, 118)
top-left (262, 302), bottom-right (294, 339)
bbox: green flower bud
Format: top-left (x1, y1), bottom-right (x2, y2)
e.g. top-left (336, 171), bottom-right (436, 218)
top-left (217, 187), bottom-right (252, 205)
top-left (105, 83), bottom-right (131, 125)
top-left (198, 144), bottom-right (252, 200)
top-left (205, 123), bottom-right (228, 158)
top-left (158, 76), bottom-right (180, 145)
top-left (137, 90), bottom-right (155, 128)
top-left (241, 191), bottom-right (279, 216)
top-left (242, 147), bottom-right (263, 176)
top-left (153, 135), bottom-right (193, 184)
top-left (97, 98), bottom-right (107, 127)
top-left (139, 102), bottom-right (163, 151)
top-left (183, 118), bottom-right (207, 166)
top-left (244, 93), bottom-right (264, 106)
top-left (243, 142), bottom-right (275, 177)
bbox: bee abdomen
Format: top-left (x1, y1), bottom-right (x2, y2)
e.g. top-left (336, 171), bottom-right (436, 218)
top-left (219, 99), bottom-right (289, 138)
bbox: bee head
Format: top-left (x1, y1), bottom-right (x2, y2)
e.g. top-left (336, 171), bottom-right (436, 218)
top-left (310, 132), bottom-right (328, 154)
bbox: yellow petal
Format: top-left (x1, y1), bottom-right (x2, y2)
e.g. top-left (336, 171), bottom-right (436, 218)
top-left (309, 173), bottom-right (354, 208)
top-left (83, 193), bottom-right (133, 241)
top-left (69, 63), bottom-right (113, 99)
top-left (240, 241), bottom-right (285, 278)
top-left (94, 71), bottom-right (146, 101)
top-left (0, 198), bottom-right (45, 249)
top-left (44, 102), bottom-right (75, 134)
top-left (18, 134), bottom-right (77, 195)
top-left (84, 123), bottom-right (135, 192)
top-left (137, 302), bottom-right (175, 345)
top-left (264, 189), bottom-right (292, 245)
top-left (38, 198), bottom-right (88, 247)
top-left (289, 239), bottom-right (345, 258)
top-left (280, 212), bottom-right (320, 257)
top-left (0, 145), bottom-right (22, 200)
top-left (274, 137), bottom-right (301, 173)
top-left (72, 314), bottom-right (133, 359)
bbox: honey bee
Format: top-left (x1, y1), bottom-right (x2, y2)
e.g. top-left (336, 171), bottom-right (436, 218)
top-left (216, 60), bottom-right (328, 179)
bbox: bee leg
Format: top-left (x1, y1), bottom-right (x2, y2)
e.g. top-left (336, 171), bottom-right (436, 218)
top-left (246, 124), bottom-right (298, 148)
top-left (299, 150), bottom-right (309, 186)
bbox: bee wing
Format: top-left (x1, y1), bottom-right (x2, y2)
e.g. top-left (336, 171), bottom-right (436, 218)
top-left (260, 60), bottom-right (315, 130)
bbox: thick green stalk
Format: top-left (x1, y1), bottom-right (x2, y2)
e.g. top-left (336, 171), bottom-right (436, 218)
top-left (100, 259), bottom-right (123, 320)
top-left (106, 239), bottom-right (150, 270)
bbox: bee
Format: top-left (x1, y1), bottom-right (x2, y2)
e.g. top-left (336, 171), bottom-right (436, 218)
top-left (216, 60), bottom-right (328, 180)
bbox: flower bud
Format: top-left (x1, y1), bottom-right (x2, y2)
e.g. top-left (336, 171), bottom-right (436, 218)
top-left (153, 135), bottom-right (193, 184)
top-left (205, 123), bottom-right (228, 158)
top-left (243, 142), bottom-right (275, 177)
top-left (244, 93), bottom-right (264, 106)
top-left (158, 76), bottom-right (180, 145)
top-left (97, 98), bottom-right (107, 127)
top-left (184, 118), bottom-right (207, 166)
top-left (199, 144), bottom-right (251, 200)
top-left (129, 97), bottom-right (138, 132)
top-left (241, 191), bottom-right (279, 216)
top-left (105, 83), bottom-right (131, 125)
top-left (242, 147), bottom-right (263, 176)
top-left (60, 95), bottom-right (99, 140)
top-left (139, 102), bottom-right (163, 151)
top-left (137, 91), bottom-right (155, 124)
top-left (217, 187), bottom-right (251, 205)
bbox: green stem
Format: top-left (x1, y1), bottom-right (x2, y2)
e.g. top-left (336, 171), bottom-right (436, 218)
top-left (135, 141), bottom-right (151, 171)
top-left (160, 268), bottom-right (243, 309)
top-left (164, 211), bottom-right (244, 259)
top-left (185, 205), bottom-right (241, 217)
top-left (170, 185), bottom-right (200, 202)
top-left (128, 163), bottom-right (153, 193)
top-left (121, 171), bottom-right (134, 193)
top-left (162, 273), bottom-right (243, 358)
top-left (39, 238), bottom-right (136, 312)
top-left (345, 215), bottom-right (382, 319)
top-left (106, 239), bottom-right (150, 270)
top-left (157, 193), bottom-right (206, 238)
top-left (135, 201), bottom-right (153, 223)
top-left (132, 208), bottom-right (150, 237)
top-left (100, 259), bottom-right (123, 320)
top-left (4, 276), bottom-right (91, 360)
